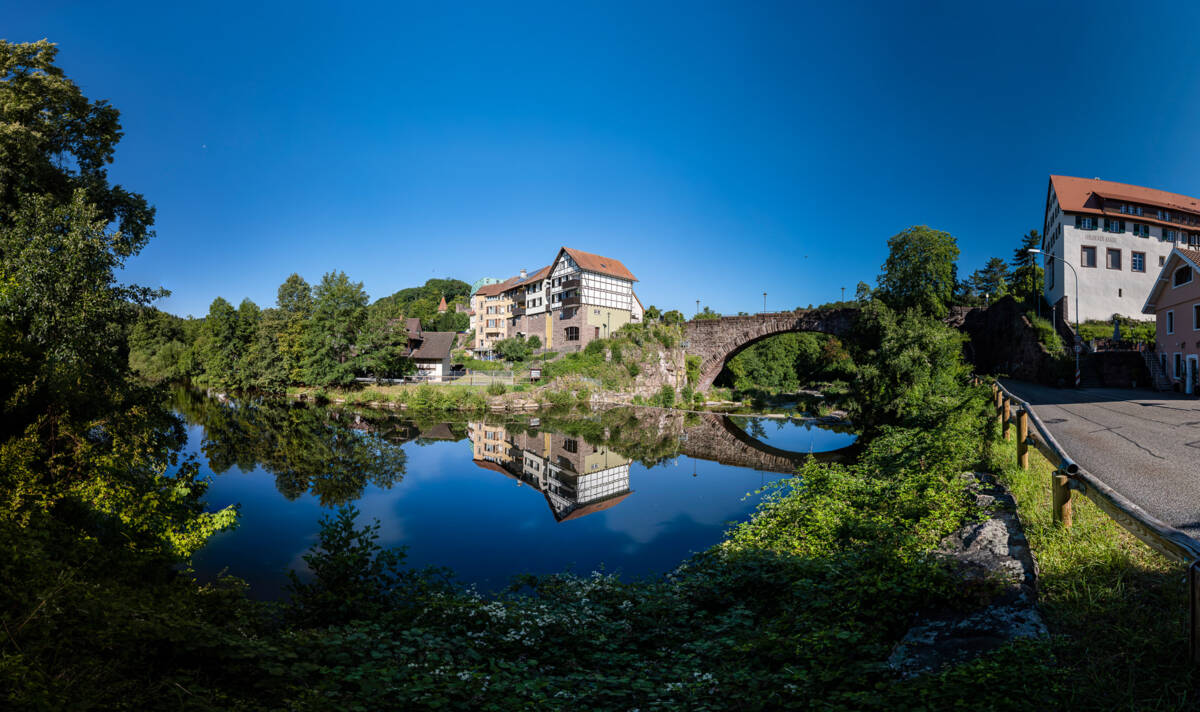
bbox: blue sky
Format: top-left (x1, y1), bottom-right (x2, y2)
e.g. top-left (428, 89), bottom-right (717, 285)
top-left (9, 1), bottom-right (1200, 318)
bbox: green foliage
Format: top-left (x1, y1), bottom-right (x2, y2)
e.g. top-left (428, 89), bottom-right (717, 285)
top-left (128, 307), bottom-right (194, 382)
top-left (655, 384), bottom-right (676, 408)
top-left (1009, 230), bottom-right (1044, 305)
top-left (644, 304), bottom-right (662, 321)
top-left (961, 256), bottom-right (1011, 304)
top-left (302, 271), bottom-right (368, 387)
top-left (661, 309), bottom-right (684, 325)
top-left (723, 333), bottom-right (855, 395)
top-left (849, 301), bottom-right (971, 433)
top-left (1077, 316), bottom-right (1155, 344)
top-left (370, 277), bottom-right (471, 329)
top-left (486, 383), bottom-right (507, 396)
top-left (356, 307), bottom-right (414, 382)
top-left (877, 225), bottom-right (960, 318)
top-left (685, 354), bottom-right (702, 385)
top-left (0, 40), bottom-right (154, 247)
top-left (693, 305), bottom-right (722, 320)
top-left (494, 335), bottom-right (538, 363)
top-left (1026, 312), bottom-right (1066, 357)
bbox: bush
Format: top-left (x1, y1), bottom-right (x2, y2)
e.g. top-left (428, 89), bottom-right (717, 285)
top-left (1026, 312), bottom-right (1066, 357)
top-left (487, 383), bottom-right (507, 396)
top-left (626, 362), bottom-right (640, 378)
top-left (656, 384), bottom-right (675, 408)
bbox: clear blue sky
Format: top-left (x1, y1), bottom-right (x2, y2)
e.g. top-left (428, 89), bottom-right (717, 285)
top-left (9, 1), bottom-right (1200, 318)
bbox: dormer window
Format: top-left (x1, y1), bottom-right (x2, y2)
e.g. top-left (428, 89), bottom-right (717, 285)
top-left (1174, 265), bottom-right (1193, 288)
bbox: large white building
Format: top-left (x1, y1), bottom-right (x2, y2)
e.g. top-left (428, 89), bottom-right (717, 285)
top-left (1042, 175), bottom-right (1200, 322)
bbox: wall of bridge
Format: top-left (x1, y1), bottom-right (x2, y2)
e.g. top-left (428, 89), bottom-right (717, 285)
top-left (683, 309), bottom-right (857, 390)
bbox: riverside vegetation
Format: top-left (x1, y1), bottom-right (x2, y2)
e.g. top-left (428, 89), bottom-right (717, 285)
top-left (0, 38), bottom-right (1187, 710)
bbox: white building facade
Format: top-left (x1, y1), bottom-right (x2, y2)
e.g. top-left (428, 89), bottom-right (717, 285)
top-left (1042, 175), bottom-right (1200, 323)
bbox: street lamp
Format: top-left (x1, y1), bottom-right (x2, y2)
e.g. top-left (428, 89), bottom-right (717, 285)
top-left (1028, 248), bottom-right (1080, 387)
top-left (696, 299), bottom-right (700, 319)
top-left (763, 292), bottom-right (767, 314)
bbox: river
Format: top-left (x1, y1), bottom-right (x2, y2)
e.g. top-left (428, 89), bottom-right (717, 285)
top-left (172, 388), bottom-right (857, 598)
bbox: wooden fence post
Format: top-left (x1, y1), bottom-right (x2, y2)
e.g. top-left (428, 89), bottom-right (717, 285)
top-left (1053, 471), bottom-right (1073, 527)
top-left (1002, 397), bottom-right (1011, 439)
top-left (1017, 408), bottom-right (1029, 470)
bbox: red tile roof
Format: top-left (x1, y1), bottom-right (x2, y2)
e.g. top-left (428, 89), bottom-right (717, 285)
top-left (554, 491), bottom-right (633, 522)
top-left (560, 247), bottom-right (637, 281)
top-left (1051, 175), bottom-right (1200, 219)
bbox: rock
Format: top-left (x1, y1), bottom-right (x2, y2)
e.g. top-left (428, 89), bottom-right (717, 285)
top-left (888, 472), bottom-right (1047, 678)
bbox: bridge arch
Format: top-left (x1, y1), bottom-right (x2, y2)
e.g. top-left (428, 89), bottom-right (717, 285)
top-left (683, 309), bottom-right (857, 390)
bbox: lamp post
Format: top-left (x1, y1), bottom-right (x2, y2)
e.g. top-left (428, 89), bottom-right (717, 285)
top-left (696, 299), bottom-right (700, 319)
top-left (763, 292), bottom-right (767, 314)
top-left (1028, 248), bottom-right (1080, 387)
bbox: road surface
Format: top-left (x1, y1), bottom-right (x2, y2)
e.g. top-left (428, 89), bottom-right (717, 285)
top-left (1001, 380), bottom-right (1200, 535)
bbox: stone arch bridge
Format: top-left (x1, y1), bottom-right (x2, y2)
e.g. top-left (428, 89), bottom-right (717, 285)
top-left (684, 309), bottom-right (858, 390)
top-left (678, 411), bottom-right (854, 473)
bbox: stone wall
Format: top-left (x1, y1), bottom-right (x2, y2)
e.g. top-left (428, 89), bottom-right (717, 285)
top-left (957, 297), bottom-right (1065, 385)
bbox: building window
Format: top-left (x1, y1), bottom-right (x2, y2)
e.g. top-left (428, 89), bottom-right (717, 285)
top-left (563, 438), bottom-right (578, 453)
top-left (565, 326), bottom-right (579, 341)
top-left (1176, 352), bottom-right (1184, 378)
top-left (1164, 229), bottom-right (1178, 243)
top-left (1168, 310), bottom-right (1175, 334)
top-left (1175, 266), bottom-right (1194, 288)
top-left (1080, 245), bottom-right (1097, 268)
top-left (1076, 215), bottom-right (1096, 230)
top-left (1132, 251), bottom-right (1146, 272)
top-left (1106, 248), bottom-right (1121, 270)
top-left (1194, 303), bottom-right (1200, 331)
top-left (1133, 223), bottom-right (1150, 237)
top-left (1161, 255), bottom-right (1167, 266)
top-left (1104, 218), bottom-right (1125, 233)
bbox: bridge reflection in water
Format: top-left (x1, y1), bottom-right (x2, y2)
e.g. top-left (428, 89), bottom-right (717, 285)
top-left (466, 409), bottom-right (856, 524)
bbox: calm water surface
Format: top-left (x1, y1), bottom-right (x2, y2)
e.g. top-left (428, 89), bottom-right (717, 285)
top-left (175, 390), bottom-right (856, 598)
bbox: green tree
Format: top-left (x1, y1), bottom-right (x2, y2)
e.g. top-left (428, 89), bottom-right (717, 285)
top-left (644, 305), bottom-right (662, 321)
top-left (0, 40), bottom-right (154, 249)
top-left (244, 308), bottom-right (289, 391)
top-left (1010, 229), bottom-right (1044, 305)
top-left (356, 308), bottom-right (412, 382)
top-left (128, 307), bottom-right (191, 382)
top-left (876, 226), bottom-right (960, 318)
top-left (964, 257), bottom-right (1010, 303)
top-left (661, 310), bottom-right (685, 325)
top-left (194, 297), bottom-right (242, 389)
top-left (693, 306), bottom-right (722, 320)
top-left (276, 273), bottom-right (313, 385)
top-left (303, 271), bottom-right (368, 387)
top-left (0, 192), bottom-right (160, 466)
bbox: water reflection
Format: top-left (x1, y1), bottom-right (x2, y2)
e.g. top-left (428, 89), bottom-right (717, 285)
top-left (174, 389), bottom-right (858, 594)
top-left (469, 422), bottom-right (633, 522)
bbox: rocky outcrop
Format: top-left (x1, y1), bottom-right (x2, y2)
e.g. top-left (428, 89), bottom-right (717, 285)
top-left (958, 297), bottom-right (1065, 384)
top-left (888, 472), bottom-right (1047, 677)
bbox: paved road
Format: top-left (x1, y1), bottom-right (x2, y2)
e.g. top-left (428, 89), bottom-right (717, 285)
top-left (1001, 380), bottom-right (1200, 535)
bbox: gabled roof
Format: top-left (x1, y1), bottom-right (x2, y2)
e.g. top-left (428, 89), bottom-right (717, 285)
top-left (1051, 175), bottom-right (1200, 218)
top-left (552, 490), bottom-right (633, 522)
top-left (408, 331), bottom-right (455, 360)
top-left (501, 265), bottom-right (552, 294)
top-left (559, 247), bottom-right (637, 281)
top-left (1141, 247), bottom-right (1200, 314)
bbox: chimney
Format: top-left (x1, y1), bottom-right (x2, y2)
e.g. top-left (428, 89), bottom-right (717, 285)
top-left (520, 268), bottom-right (527, 279)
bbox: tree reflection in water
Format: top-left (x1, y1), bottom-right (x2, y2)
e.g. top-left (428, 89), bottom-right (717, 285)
top-left (171, 387), bottom-right (409, 506)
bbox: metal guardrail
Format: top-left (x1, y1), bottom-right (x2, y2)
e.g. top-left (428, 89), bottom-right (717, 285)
top-left (984, 377), bottom-right (1200, 662)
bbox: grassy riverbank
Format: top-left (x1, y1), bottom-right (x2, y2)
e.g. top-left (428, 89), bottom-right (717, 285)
top-left (987, 435), bottom-right (1196, 709)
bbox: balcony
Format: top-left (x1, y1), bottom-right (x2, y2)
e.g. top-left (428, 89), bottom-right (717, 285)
top-left (512, 305), bottom-right (527, 316)
top-left (561, 294), bottom-right (581, 307)
top-left (553, 277), bottom-right (581, 292)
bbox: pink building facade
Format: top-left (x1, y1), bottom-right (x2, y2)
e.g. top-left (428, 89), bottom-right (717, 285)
top-left (1143, 247), bottom-right (1200, 394)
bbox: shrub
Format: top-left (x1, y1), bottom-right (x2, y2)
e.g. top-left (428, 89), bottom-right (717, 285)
top-left (685, 355), bottom-right (701, 385)
top-left (626, 362), bottom-right (640, 378)
top-left (656, 384), bottom-right (675, 408)
top-left (487, 383), bottom-right (507, 396)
